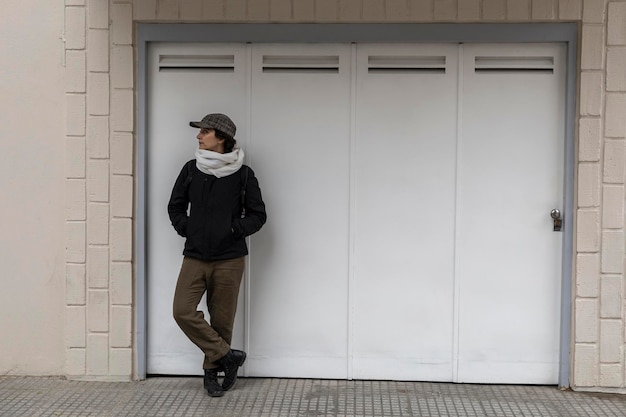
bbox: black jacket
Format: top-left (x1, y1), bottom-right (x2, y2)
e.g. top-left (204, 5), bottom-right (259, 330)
top-left (168, 160), bottom-right (267, 261)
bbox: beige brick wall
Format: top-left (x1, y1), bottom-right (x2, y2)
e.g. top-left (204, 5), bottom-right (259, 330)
top-left (64, 0), bottom-right (626, 389)
top-left (63, 0), bottom-right (134, 381)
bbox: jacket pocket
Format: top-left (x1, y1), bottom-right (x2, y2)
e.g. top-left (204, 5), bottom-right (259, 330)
top-left (231, 218), bottom-right (245, 240)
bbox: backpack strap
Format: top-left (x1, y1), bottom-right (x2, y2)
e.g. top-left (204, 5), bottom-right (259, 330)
top-left (182, 160), bottom-right (194, 190)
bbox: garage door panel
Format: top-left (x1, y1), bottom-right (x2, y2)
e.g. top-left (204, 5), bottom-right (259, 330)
top-left (352, 44), bottom-right (459, 381)
top-left (247, 44), bottom-right (352, 378)
top-left (147, 43), bottom-right (249, 375)
top-left (456, 44), bottom-right (565, 383)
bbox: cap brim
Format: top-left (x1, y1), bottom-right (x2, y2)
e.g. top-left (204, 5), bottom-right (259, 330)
top-left (189, 121), bottom-right (203, 128)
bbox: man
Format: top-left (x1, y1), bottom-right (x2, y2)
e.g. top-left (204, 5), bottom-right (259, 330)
top-left (168, 113), bottom-right (267, 397)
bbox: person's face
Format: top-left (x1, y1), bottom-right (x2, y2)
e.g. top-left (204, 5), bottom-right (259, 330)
top-left (197, 128), bottom-right (224, 153)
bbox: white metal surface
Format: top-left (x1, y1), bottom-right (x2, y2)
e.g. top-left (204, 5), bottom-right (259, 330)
top-left (246, 44), bottom-right (352, 378)
top-left (352, 44), bottom-right (459, 381)
top-left (455, 44), bottom-right (565, 384)
top-left (146, 42), bottom-right (566, 383)
top-left (146, 43), bottom-right (249, 375)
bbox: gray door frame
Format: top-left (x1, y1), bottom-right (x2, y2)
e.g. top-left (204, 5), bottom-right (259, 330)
top-left (135, 23), bottom-right (578, 387)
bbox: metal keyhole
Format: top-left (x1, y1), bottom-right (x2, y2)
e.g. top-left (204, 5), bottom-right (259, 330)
top-left (550, 209), bottom-right (562, 232)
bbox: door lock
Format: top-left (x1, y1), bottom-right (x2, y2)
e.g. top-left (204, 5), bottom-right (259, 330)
top-left (550, 209), bottom-right (562, 232)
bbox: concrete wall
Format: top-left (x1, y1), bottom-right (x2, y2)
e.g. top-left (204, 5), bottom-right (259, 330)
top-left (0, 0), bottom-right (66, 374)
top-left (2, 0), bottom-right (624, 391)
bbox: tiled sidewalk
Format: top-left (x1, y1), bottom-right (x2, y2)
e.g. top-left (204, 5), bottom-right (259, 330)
top-left (1, 377), bottom-right (625, 417)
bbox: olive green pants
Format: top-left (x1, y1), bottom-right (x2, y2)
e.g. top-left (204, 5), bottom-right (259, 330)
top-left (172, 256), bottom-right (245, 369)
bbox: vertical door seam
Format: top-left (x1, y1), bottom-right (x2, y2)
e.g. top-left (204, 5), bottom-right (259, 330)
top-left (452, 43), bottom-right (464, 383)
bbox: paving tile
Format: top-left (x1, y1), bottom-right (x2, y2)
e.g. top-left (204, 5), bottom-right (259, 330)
top-left (0, 377), bottom-right (625, 417)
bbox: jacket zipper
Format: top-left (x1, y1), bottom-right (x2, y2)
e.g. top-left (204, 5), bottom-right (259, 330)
top-left (202, 177), bottom-right (208, 255)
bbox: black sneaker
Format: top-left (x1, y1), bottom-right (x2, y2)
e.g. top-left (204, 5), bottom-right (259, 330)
top-left (203, 368), bottom-right (224, 397)
top-left (216, 349), bottom-right (246, 391)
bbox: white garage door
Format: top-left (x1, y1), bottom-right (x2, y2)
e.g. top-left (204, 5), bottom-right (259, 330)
top-left (146, 42), bottom-right (566, 384)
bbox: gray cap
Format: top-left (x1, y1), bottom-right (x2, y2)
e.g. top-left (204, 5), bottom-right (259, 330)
top-left (189, 113), bottom-right (236, 138)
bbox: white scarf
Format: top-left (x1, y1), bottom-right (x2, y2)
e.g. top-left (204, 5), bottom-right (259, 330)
top-left (195, 147), bottom-right (244, 178)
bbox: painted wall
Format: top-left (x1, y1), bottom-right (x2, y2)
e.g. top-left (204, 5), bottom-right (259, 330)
top-left (2, 0), bottom-right (624, 391)
top-left (0, 0), bottom-right (66, 374)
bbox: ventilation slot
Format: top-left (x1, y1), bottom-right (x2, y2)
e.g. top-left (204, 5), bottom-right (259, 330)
top-left (159, 55), bottom-right (235, 72)
top-left (474, 56), bottom-right (554, 74)
top-left (262, 56), bottom-right (340, 73)
top-left (367, 56), bottom-right (446, 74)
